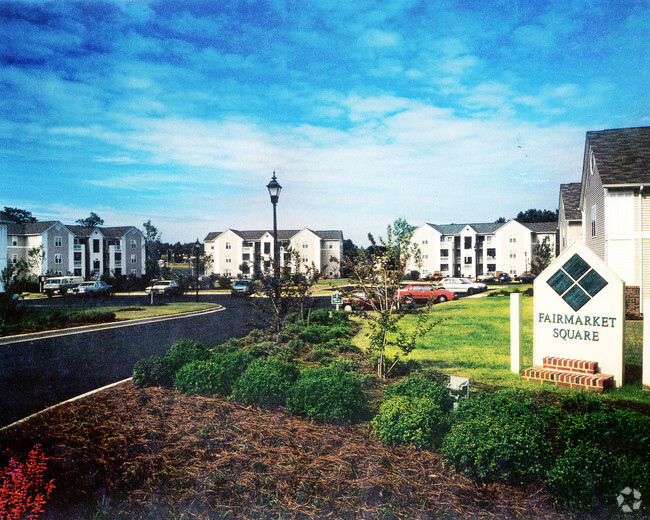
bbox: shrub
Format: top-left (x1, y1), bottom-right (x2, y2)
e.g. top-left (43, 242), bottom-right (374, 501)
top-left (210, 350), bottom-right (255, 395)
top-left (372, 396), bottom-right (450, 449)
top-left (165, 339), bottom-right (211, 374)
top-left (67, 310), bottom-right (116, 325)
top-left (132, 355), bottom-right (173, 388)
top-left (0, 445), bottom-right (55, 520)
top-left (307, 309), bottom-right (332, 325)
top-left (546, 409), bottom-right (650, 511)
top-left (173, 360), bottom-right (223, 396)
top-left (217, 275), bottom-right (232, 289)
top-left (286, 366), bottom-right (367, 424)
top-left (383, 375), bottom-right (453, 411)
top-left (305, 346), bottom-right (336, 365)
top-left (232, 358), bottom-right (299, 408)
top-left (441, 391), bottom-right (552, 484)
top-left (323, 338), bottom-right (360, 353)
top-left (298, 324), bottom-right (351, 344)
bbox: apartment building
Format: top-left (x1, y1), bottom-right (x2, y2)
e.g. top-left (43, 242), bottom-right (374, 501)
top-left (557, 182), bottom-right (583, 254)
top-left (6, 221), bottom-right (146, 278)
top-left (204, 228), bottom-right (343, 278)
top-left (574, 126), bottom-right (650, 310)
top-left (409, 220), bottom-right (557, 278)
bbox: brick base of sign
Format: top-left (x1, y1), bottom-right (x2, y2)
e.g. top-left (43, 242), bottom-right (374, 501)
top-left (522, 357), bottom-right (614, 392)
top-left (626, 285), bottom-right (641, 319)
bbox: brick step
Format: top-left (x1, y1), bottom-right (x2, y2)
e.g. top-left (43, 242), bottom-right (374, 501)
top-left (542, 356), bottom-right (599, 375)
top-left (522, 366), bottom-right (614, 392)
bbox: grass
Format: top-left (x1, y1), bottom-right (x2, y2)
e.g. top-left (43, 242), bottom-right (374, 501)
top-left (107, 302), bottom-right (218, 320)
top-left (351, 293), bottom-right (650, 403)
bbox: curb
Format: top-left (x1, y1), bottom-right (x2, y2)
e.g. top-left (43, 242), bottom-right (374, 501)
top-left (0, 378), bottom-right (133, 433)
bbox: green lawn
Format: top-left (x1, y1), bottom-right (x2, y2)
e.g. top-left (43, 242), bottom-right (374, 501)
top-left (351, 294), bottom-right (649, 403)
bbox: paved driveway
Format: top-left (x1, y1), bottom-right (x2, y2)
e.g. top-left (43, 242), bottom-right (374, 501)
top-left (0, 295), bottom-right (256, 427)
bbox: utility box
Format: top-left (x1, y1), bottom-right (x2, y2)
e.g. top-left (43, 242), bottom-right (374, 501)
top-left (447, 376), bottom-right (470, 410)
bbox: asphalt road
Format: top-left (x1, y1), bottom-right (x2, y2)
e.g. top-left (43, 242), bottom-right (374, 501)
top-left (0, 294), bottom-right (261, 427)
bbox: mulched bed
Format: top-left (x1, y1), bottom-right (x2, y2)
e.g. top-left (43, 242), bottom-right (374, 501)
top-left (0, 382), bottom-right (597, 520)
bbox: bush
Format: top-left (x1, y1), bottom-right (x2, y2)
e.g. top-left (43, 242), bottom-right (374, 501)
top-left (217, 275), bottom-right (232, 289)
top-left (441, 391), bottom-right (552, 484)
top-left (174, 360), bottom-right (223, 396)
top-left (305, 346), bottom-right (336, 365)
top-left (372, 396), bottom-right (450, 449)
top-left (133, 355), bottom-right (173, 388)
top-left (383, 375), bottom-right (453, 411)
top-left (67, 310), bottom-right (116, 325)
top-left (232, 358), bottom-right (299, 408)
top-left (165, 339), bottom-right (211, 374)
top-left (298, 325), bottom-right (349, 344)
top-left (546, 409), bottom-right (650, 511)
top-left (286, 366), bottom-right (366, 424)
top-left (210, 350), bottom-right (255, 395)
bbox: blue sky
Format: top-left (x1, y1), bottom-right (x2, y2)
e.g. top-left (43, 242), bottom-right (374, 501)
top-left (2, 0), bottom-right (648, 245)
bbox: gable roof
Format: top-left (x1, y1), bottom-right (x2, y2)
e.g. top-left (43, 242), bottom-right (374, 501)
top-left (521, 221), bottom-right (557, 234)
top-left (204, 229), bottom-right (342, 242)
top-left (426, 222), bottom-right (502, 235)
top-left (586, 126), bottom-right (650, 185)
top-left (559, 183), bottom-right (582, 221)
top-left (7, 221), bottom-right (62, 235)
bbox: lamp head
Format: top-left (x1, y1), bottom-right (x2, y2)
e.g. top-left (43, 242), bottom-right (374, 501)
top-left (267, 171), bottom-right (282, 203)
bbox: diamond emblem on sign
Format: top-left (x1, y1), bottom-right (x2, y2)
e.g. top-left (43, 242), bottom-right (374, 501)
top-left (547, 254), bottom-right (608, 311)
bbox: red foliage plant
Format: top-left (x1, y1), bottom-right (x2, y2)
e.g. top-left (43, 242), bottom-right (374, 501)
top-left (0, 445), bottom-right (55, 520)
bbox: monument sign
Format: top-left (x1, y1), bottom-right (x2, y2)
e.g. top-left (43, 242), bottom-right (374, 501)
top-left (533, 241), bottom-right (625, 386)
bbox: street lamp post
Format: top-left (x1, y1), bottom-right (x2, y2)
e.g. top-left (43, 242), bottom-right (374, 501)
top-left (266, 172), bottom-right (282, 280)
top-left (194, 238), bottom-right (200, 302)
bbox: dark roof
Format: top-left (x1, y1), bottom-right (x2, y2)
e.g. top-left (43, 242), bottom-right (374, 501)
top-left (204, 229), bottom-right (343, 242)
top-left (7, 221), bottom-right (60, 235)
top-left (66, 225), bottom-right (99, 238)
top-left (102, 226), bottom-right (139, 239)
top-left (559, 183), bottom-right (582, 221)
top-left (427, 222), bottom-right (502, 235)
top-left (587, 126), bottom-right (650, 185)
top-left (521, 221), bottom-right (557, 233)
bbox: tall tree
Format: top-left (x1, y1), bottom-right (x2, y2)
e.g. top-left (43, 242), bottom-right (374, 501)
top-left (515, 209), bottom-right (558, 223)
top-left (495, 217), bottom-right (507, 223)
top-left (142, 220), bottom-right (162, 278)
top-left (3, 207), bottom-right (37, 223)
top-left (76, 212), bottom-right (104, 227)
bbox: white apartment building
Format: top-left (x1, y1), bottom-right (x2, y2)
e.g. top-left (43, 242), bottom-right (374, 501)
top-left (409, 220), bottom-right (557, 278)
top-left (6, 221), bottom-right (146, 278)
top-left (204, 228), bottom-right (343, 278)
top-left (558, 183), bottom-right (583, 254)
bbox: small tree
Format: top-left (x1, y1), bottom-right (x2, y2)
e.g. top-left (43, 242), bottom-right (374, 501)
top-left (248, 249), bottom-right (319, 344)
top-left (143, 220), bottom-right (162, 278)
top-left (1, 260), bottom-right (30, 324)
top-left (342, 220), bottom-right (433, 379)
top-left (2, 207), bottom-right (37, 224)
top-left (531, 236), bottom-right (554, 275)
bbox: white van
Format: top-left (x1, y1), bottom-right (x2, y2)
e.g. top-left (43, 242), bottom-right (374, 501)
top-left (42, 276), bottom-right (84, 297)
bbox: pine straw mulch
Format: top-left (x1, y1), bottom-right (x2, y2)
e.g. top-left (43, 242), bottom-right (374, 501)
top-left (0, 382), bottom-right (597, 520)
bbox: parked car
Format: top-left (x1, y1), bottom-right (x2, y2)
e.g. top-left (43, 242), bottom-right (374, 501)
top-left (497, 273), bottom-right (512, 282)
top-left (341, 290), bottom-right (376, 312)
top-left (516, 273), bottom-right (536, 283)
top-left (42, 276), bottom-right (84, 297)
top-left (397, 283), bottom-right (455, 305)
top-left (69, 281), bottom-right (113, 297)
top-left (477, 274), bottom-right (496, 282)
top-left (231, 280), bottom-right (255, 296)
top-left (438, 277), bottom-right (488, 295)
top-left (145, 280), bottom-right (183, 296)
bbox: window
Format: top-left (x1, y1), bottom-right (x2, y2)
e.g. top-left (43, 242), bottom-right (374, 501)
top-left (464, 237), bottom-right (472, 249)
top-left (302, 256), bottom-right (309, 263)
top-left (464, 256), bottom-right (472, 264)
top-left (211, 245), bottom-right (214, 250)
top-left (447, 236), bottom-right (453, 242)
top-left (302, 242), bottom-right (308, 249)
top-left (328, 243), bottom-right (333, 249)
top-left (54, 253), bottom-right (62, 264)
top-left (242, 253), bottom-right (250, 261)
top-left (487, 248), bottom-right (496, 257)
top-left (509, 251), bottom-right (516, 259)
top-left (225, 242), bottom-right (231, 249)
top-left (131, 239), bottom-right (137, 249)
top-left (54, 236), bottom-right (62, 247)
top-left (509, 235), bottom-right (516, 243)
top-left (440, 236), bottom-right (445, 242)
top-left (590, 151), bottom-right (596, 175)
top-left (422, 240), bottom-right (428, 245)
top-left (441, 264), bottom-right (449, 272)
top-left (264, 243), bottom-right (271, 254)
top-left (591, 205), bottom-right (596, 237)
top-left (243, 241), bottom-right (253, 248)
top-left (423, 254), bottom-right (428, 259)
top-left (486, 236), bottom-right (492, 243)
top-left (131, 269), bottom-right (138, 276)
top-left (225, 256), bottom-right (231, 263)
top-left (11, 254), bottom-right (17, 264)
top-left (440, 249), bottom-right (449, 258)
top-left (131, 254), bottom-right (137, 264)
top-left (93, 239), bottom-right (100, 253)
top-left (11, 236), bottom-right (17, 246)
top-left (115, 253), bottom-right (121, 262)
